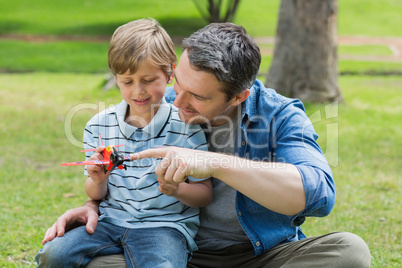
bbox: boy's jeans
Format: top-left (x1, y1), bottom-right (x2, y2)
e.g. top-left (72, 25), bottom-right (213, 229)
top-left (35, 222), bottom-right (188, 268)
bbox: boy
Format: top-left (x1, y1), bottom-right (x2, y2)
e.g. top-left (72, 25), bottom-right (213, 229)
top-left (36, 18), bottom-right (212, 268)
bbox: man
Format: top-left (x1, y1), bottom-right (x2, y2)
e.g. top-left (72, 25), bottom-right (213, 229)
top-left (43, 23), bottom-right (370, 267)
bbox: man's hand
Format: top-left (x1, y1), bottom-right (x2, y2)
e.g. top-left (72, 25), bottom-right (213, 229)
top-left (130, 147), bottom-right (214, 184)
top-left (41, 201), bottom-right (100, 245)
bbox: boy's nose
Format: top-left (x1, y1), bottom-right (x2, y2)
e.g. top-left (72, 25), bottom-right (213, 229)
top-left (132, 84), bottom-right (146, 95)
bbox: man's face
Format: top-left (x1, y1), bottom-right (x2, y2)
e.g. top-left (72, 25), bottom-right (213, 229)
top-left (173, 50), bottom-right (239, 126)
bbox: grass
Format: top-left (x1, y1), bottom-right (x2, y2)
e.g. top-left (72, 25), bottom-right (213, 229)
top-left (0, 0), bottom-right (401, 266)
top-left (339, 45), bottom-right (394, 56)
top-left (1, 74), bottom-right (400, 267)
top-left (302, 76), bottom-right (402, 267)
top-left (0, 40), bottom-right (401, 75)
top-left (0, 40), bottom-right (109, 73)
top-left (0, 73), bottom-right (120, 266)
top-left (1, 0), bottom-right (402, 37)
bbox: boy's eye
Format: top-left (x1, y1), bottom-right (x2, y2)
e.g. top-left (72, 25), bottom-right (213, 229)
top-left (143, 79), bottom-right (155, 83)
top-left (123, 81), bottom-right (132, 85)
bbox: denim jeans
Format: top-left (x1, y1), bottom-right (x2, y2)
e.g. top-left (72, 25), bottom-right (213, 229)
top-left (85, 232), bottom-right (371, 268)
top-left (35, 222), bottom-right (188, 268)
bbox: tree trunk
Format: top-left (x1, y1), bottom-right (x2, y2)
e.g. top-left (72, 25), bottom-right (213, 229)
top-left (266, 0), bottom-right (343, 103)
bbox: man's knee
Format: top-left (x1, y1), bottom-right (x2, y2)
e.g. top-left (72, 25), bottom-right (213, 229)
top-left (333, 232), bottom-right (371, 268)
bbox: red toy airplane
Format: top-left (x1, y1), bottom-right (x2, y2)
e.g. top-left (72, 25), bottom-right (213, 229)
top-left (61, 133), bottom-right (131, 174)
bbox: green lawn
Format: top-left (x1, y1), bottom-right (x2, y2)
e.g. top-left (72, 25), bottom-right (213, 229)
top-left (1, 74), bottom-right (400, 267)
top-left (0, 0), bottom-right (401, 266)
top-left (1, 0), bottom-right (402, 37)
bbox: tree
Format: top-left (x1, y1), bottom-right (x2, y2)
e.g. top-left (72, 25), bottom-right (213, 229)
top-left (266, 0), bottom-right (343, 103)
top-left (192, 0), bottom-right (241, 23)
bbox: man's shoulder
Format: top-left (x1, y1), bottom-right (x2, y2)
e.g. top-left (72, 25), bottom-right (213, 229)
top-left (164, 86), bottom-right (176, 104)
top-left (248, 80), bottom-right (306, 118)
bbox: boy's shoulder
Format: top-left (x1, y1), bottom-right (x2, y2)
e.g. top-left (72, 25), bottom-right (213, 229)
top-left (86, 101), bottom-right (122, 126)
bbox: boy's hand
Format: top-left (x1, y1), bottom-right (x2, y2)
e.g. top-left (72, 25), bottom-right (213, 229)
top-left (158, 179), bottom-right (180, 196)
top-left (87, 146), bottom-right (109, 184)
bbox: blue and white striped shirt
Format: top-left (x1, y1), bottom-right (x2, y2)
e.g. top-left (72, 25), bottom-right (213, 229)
top-left (83, 98), bottom-right (208, 252)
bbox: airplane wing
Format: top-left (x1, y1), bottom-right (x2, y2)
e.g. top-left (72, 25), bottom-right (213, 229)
top-left (61, 160), bottom-right (111, 166)
top-left (80, 144), bottom-right (124, 153)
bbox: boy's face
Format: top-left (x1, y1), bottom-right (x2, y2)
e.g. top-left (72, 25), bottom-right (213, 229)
top-left (115, 59), bottom-right (171, 127)
top-left (173, 50), bottom-right (240, 127)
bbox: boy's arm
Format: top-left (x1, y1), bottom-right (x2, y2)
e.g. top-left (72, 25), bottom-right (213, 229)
top-left (85, 176), bottom-right (108, 201)
top-left (159, 179), bottom-right (213, 207)
top-left (84, 146), bottom-right (109, 200)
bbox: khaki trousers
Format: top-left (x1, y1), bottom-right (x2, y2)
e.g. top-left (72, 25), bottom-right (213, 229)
top-left (87, 232), bottom-right (371, 268)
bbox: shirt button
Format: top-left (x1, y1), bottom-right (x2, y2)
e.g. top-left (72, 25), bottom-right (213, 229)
top-left (241, 141), bottom-right (246, 146)
top-left (238, 211), bottom-right (242, 216)
top-left (255, 241), bottom-right (261, 247)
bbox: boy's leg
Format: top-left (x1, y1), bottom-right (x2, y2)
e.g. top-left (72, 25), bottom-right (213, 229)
top-left (187, 232), bottom-right (370, 268)
top-left (122, 227), bottom-right (188, 268)
top-left (36, 222), bottom-right (125, 268)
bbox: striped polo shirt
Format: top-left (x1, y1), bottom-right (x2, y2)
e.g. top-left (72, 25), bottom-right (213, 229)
top-left (83, 98), bottom-right (208, 252)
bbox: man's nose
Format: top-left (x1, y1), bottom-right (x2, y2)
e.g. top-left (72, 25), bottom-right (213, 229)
top-left (173, 90), bottom-right (187, 108)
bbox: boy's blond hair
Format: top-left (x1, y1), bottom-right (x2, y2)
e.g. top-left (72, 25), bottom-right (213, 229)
top-left (108, 18), bottom-right (176, 80)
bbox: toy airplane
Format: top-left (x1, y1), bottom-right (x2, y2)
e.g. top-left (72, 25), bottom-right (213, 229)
top-left (61, 133), bottom-right (131, 174)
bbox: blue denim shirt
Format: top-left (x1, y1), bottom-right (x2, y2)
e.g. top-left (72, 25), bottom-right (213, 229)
top-left (164, 79), bottom-right (335, 256)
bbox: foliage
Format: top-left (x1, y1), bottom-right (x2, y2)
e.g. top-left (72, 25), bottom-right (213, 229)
top-left (192, 0), bottom-right (241, 23)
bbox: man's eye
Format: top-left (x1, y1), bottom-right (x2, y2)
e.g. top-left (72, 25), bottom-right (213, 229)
top-left (193, 95), bottom-right (203, 100)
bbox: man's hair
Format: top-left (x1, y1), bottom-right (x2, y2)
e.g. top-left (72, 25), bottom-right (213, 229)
top-left (108, 18), bottom-right (176, 79)
top-left (182, 23), bottom-right (261, 100)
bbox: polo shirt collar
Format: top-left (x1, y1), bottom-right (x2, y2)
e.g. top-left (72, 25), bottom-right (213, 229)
top-left (115, 98), bottom-right (171, 139)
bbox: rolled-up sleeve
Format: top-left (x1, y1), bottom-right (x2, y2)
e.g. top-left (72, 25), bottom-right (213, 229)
top-left (273, 100), bottom-right (336, 219)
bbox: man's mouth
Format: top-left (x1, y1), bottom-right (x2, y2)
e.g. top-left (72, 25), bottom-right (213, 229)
top-left (180, 107), bottom-right (198, 115)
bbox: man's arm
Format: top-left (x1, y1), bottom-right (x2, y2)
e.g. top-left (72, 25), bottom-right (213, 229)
top-left (41, 199), bottom-right (100, 245)
top-left (131, 148), bottom-right (305, 216)
top-left (213, 156), bottom-right (305, 215)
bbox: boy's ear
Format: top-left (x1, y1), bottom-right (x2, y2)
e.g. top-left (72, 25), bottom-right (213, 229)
top-left (168, 63), bottom-right (176, 84)
top-left (168, 74), bottom-right (174, 84)
top-left (231, 89), bottom-right (250, 106)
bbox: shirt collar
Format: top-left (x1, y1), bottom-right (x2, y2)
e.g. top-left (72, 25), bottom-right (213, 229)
top-left (115, 98), bottom-right (171, 139)
top-left (241, 80), bottom-right (261, 123)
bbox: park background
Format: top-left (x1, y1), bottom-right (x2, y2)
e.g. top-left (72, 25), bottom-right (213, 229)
top-left (0, 0), bottom-right (400, 266)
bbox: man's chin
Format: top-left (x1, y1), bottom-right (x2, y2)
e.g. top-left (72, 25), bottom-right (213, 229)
top-left (179, 110), bottom-right (209, 125)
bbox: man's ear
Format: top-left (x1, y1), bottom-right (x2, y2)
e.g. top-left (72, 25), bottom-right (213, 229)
top-left (231, 89), bottom-right (250, 106)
